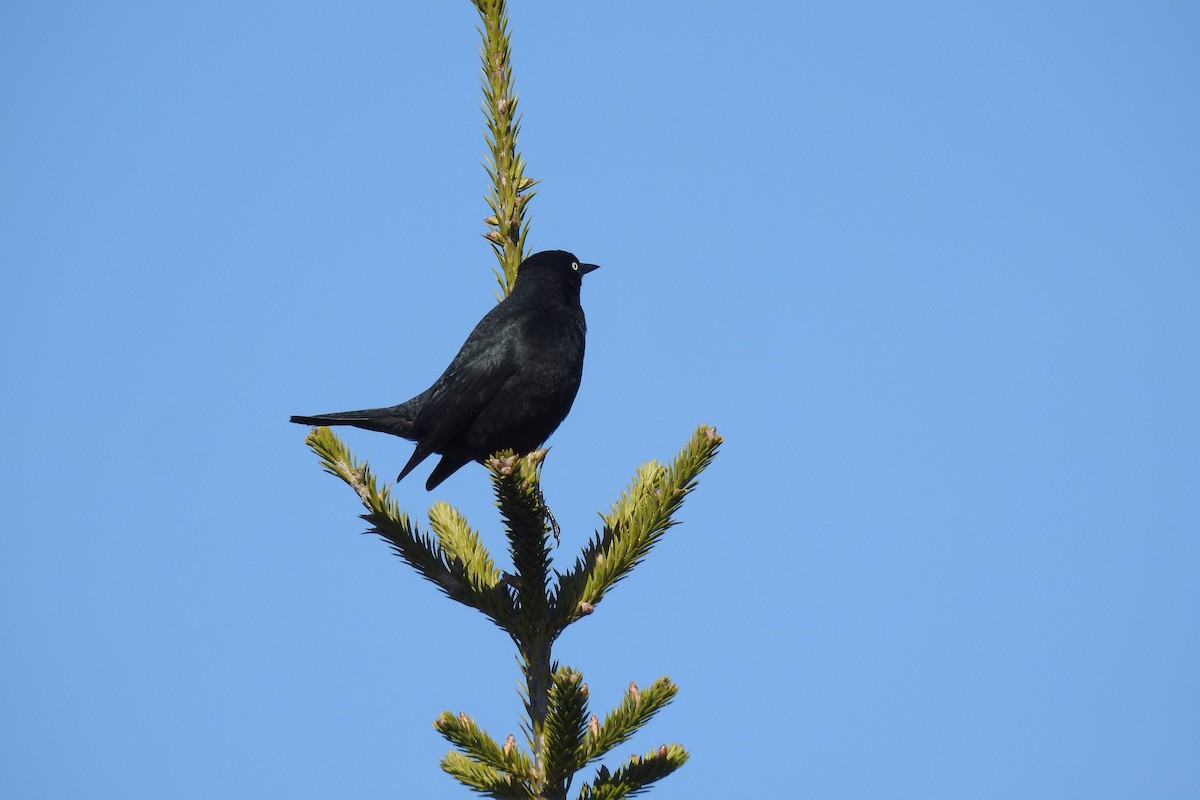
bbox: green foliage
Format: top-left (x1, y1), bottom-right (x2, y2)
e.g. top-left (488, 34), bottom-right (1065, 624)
top-left (489, 451), bottom-right (552, 621)
top-left (430, 501), bottom-right (502, 593)
top-left (579, 678), bottom-right (679, 770)
top-left (577, 745), bottom-right (689, 800)
top-left (302, 424), bottom-right (721, 799)
top-left (436, 710), bottom-right (535, 798)
top-left (551, 426), bottom-right (723, 632)
top-left (543, 667), bottom-right (589, 791)
top-left (304, 426), bottom-right (515, 631)
top-left (475, 0), bottom-right (537, 295)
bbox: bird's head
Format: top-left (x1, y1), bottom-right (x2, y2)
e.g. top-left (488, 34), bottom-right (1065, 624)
top-left (512, 250), bottom-right (600, 303)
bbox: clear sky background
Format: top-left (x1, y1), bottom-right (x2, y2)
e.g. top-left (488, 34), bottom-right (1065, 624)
top-left (2, 2), bottom-right (1197, 798)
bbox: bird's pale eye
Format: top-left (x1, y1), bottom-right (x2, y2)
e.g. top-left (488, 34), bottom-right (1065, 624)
top-left (571, 262), bottom-right (580, 271)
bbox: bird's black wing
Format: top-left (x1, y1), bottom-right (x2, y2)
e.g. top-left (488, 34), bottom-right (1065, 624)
top-left (395, 336), bottom-right (517, 482)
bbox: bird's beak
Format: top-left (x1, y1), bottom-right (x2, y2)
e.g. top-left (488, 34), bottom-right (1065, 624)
top-left (580, 263), bottom-right (600, 275)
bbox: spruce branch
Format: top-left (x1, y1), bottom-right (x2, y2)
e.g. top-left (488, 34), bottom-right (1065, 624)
top-left (302, 426), bottom-right (514, 628)
top-left (543, 667), bottom-right (590, 794)
top-left (578, 678), bottom-right (679, 770)
top-left (436, 710), bottom-right (535, 796)
top-left (441, 751), bottom-right (534, 800)
top-left (475, 0), bottom-right (536, 295)
top-left (430, 501), bottom-right (503, 594)
top-left (577, 745), bottom-right (689, 800)
top-left (552, 425), bottom-right (723, 630)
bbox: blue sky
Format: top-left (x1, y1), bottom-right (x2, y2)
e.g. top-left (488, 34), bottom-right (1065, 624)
top-left (2, 2), bottom-right (1198, 798)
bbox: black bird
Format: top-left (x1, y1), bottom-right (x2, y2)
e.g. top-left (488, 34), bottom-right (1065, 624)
top-left (291, 249), bottom-right (599, 490)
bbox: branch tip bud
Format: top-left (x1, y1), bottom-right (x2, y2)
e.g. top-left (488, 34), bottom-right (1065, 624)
top-left (488, 453), bottom-right (519, 475)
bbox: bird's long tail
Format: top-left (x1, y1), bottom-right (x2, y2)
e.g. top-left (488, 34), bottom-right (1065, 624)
top-left (289, 406), bottom-right (417, 439)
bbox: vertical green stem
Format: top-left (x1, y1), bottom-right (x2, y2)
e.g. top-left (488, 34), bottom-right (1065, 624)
top-left (495, 453), bottom-right (556, 798)
top-left (475, 0), bottom-right (537, 296)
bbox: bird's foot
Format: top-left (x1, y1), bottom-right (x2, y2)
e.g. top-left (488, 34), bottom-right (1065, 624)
top-left (534, 485), bottom-right (561, 545)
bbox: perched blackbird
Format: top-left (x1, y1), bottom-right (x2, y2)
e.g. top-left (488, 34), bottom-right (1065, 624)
top-left (291, 250), bottom-right (599, 490)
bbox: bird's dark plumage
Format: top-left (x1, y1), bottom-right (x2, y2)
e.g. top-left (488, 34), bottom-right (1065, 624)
top-left (290, 249), bottom-right (598, 490)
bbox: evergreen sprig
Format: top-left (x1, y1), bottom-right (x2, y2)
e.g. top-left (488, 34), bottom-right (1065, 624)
top-left (579, 678), bottom-right (679, 769)
top-left (303, 426), bottom-right (514, 629)
top-left (577, 745), bottom-right (689, 800)
top-left (475, 0), bottom-right (536, 295)
top-left (543, 667), bottom-right (590, 792)
top-left (430, 501), bottom-right (503, 593)
top-left (436, 710), bottom-right (535, 795)
top-left (552, 425), bottom-right (723, 630)
top-left (441, 751), bottom-right (533, 800)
